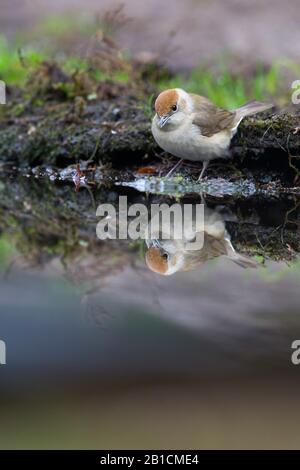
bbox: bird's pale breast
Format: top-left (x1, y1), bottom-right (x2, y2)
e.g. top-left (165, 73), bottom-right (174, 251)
top-left (152, 117), bottom-right (231, 162)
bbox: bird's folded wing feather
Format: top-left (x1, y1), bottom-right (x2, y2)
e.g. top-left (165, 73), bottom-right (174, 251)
top-left (190, 94), bottom-right (236, 137)
top-left (205, 234), bottom-right (228, 259)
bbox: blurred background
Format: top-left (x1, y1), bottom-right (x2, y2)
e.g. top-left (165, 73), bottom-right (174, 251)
top-left (1, 0), bottom-right (299, 108)
top-left (1, 0), bottom-right (300, 450)
top-left (1, 0), bottom-right (300, 69)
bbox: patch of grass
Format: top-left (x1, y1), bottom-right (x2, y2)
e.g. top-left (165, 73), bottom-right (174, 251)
top-left (2, 9), bottom-right (300, 108)
top-left (157, 61), bottom-right (297, 108)
top-left (0, 35), bottom-right (131, 92)
top-left (63, 56), bottom-right (90, 73)
top-left (0, 37), bottom-right (43, 84)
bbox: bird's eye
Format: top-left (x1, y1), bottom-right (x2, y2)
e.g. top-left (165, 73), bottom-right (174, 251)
top-left (171, 104), bottom-right (177, 112)
top-left (162, 253), bottom-right (169, 261)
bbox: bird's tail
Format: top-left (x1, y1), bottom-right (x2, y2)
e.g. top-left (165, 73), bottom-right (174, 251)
top-left (228, 251), bottom-right (258, 269)
top-left (225, 237), bottom-right (258, 269)
top-left (234, 101), bottom-right (274, 122)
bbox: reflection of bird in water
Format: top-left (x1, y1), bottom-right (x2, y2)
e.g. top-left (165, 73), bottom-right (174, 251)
top-left (145, 204), bottom-right (257, 275)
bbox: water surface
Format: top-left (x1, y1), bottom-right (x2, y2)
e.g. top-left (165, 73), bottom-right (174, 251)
top-left (0, 171), bottom-right (300, 449)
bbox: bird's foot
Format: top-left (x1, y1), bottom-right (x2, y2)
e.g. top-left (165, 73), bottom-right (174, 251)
top-left (197, 161), bottom-right (209, 182)
top-left (166, 159), bottom-right (183, 178)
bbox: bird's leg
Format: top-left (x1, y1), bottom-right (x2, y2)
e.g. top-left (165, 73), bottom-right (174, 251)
top-left (197, 161), bottom-right (209, 181)
top-left (199, 191), bottom-right (206, 205)
top-left (166, 159), bottom-right (183, 177)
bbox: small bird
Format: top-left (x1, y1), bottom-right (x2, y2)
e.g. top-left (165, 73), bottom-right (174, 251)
top-left (145, 204), bottom-right (257, 275)
top-left (152, 88), bottom-right (273, 180)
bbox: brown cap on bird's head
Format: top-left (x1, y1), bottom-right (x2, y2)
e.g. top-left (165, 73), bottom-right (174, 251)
top-left (145, 247), bottom-right (168, 275)
top-left (155, 89), bottom-right (179, 117)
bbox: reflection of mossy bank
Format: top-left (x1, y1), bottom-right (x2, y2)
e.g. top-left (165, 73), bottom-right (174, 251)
top-left (0, 176), bottom-right (299, 268)
top-left (0, 175), bottom-right (135, 261)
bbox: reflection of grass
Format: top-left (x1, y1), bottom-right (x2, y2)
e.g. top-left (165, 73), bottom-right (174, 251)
top-left (0, 236), bottom-right (17, 268)
top-left (257, 257), bottom-right (300, 283)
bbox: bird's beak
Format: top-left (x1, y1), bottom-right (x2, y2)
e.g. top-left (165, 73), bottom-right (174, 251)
top-left (158, 114), bottom-right (170, 128)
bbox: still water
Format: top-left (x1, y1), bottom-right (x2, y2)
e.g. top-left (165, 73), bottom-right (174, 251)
top-left (0, 172), bottom-right (300, 449)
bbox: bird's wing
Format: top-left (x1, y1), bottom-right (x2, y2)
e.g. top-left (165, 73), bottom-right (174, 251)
top-left (190, 94), bottom-right (236, 137)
